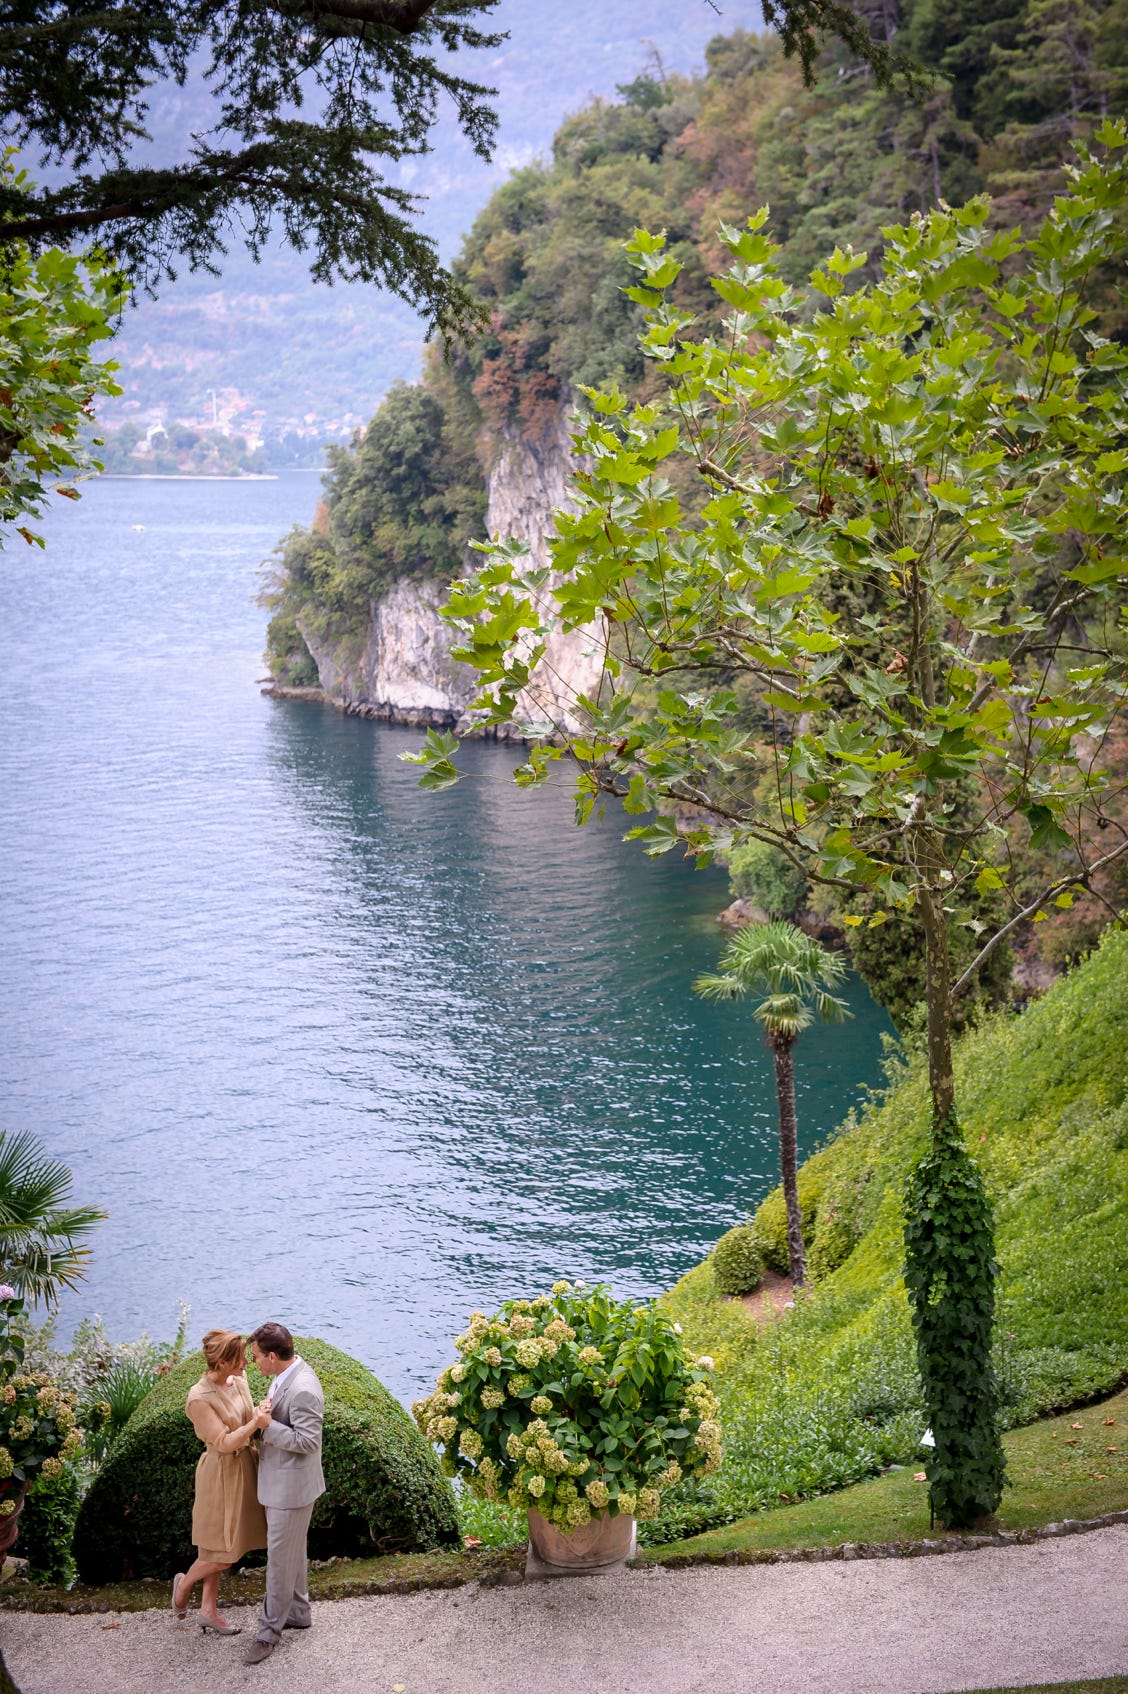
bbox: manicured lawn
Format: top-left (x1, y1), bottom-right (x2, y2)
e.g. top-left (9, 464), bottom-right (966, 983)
top-left (636, 1388), bottom-right (1128, 1562)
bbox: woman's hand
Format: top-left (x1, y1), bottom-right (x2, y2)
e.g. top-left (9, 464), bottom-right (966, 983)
top-left (253, 1398), bottom-right (274, 1431)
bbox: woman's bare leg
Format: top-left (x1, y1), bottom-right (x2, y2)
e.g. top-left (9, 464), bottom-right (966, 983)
top-left (175, 1558), bottom-right (228, 1613)
top-left (200, 1568), bottom-right (227, 1623)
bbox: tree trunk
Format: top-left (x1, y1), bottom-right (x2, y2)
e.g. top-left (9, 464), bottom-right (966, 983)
top-left (916, 879), bottom-right (956, 1132)
top-left (769, 1032), bottom-right (806, 1286)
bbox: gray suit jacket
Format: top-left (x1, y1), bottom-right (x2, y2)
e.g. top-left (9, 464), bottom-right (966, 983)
top-left (257, 1358), bottom-right (326, 1510)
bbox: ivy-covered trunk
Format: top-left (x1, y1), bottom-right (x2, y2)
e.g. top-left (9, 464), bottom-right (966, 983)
top-left (768, 1031), bottom-right (807, 1287)
top-left (904, 882), bottom-right (1006, 1528)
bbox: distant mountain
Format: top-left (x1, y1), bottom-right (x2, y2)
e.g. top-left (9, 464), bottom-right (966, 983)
top-left (94, 0), bottom-right (762, 446)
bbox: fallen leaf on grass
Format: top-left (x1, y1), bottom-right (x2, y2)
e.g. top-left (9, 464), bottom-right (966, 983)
top-left (1106, 1446), bottom-right (1120, 1454)
top-left (1094, 1473), bottom-right (1109, 1480)
top-left (463, 1536), bottom-right (482, 1548)
top-left (1102, 1417), bottom-right (1116, 1427)
top-left (1070, 1421), bottom-right (1084, 1430)
top-left (913, 1472), bottom-right (928, 1482)
top-left (1065, 1438), bottom-right (1079, 1445)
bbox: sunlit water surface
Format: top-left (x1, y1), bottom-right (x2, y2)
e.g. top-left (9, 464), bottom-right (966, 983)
top-left (0, 476), bottom-right (892, 1401)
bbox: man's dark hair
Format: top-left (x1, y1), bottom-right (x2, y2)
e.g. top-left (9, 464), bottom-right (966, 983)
top-left (252, 1322), bottom-right (294, 1361)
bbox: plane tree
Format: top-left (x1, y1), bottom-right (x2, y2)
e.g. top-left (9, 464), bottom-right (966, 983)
top-left (409, 125), bottom-right (1128, 1525)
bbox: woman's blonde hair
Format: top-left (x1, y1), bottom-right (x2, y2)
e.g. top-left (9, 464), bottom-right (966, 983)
top-left (201, 1328), bottom-right (245, 1373)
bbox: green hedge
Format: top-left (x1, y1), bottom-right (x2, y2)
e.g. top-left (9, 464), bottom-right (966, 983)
top-left (74, 1337), bottom-right (458, 1583)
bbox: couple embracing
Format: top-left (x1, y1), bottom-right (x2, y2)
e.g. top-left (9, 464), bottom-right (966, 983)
top-left (172, 1321), bottom-right (323, 1666)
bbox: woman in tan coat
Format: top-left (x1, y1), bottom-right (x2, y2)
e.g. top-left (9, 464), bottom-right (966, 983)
top-left (171, 1329), bottom-right (268, 1634)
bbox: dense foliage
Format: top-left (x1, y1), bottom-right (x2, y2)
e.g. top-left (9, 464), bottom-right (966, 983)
top-left (17, 1460), bottom-right (82, 1586)
top-left (73, 1335), bottom-right (458, 1582)
top-left (0, 1290), bottom-right (83, 1530)
top-left (904, 1115), bottom-right (1006, 1525)
top-left (413, 1282), bottom-right (721, 1530)
top-left (270, 9), bottom-right (1128, 1015)
top-left (462, 927), bottom-right (1128, 1547)
top-left (0, 159), bottom-right (124, 551)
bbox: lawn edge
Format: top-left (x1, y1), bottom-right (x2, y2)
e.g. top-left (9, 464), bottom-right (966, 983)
top-left (3, 1506), bottom-right (1126, 1614)
top-left (633, 1505), bottom-right (1128, 1570)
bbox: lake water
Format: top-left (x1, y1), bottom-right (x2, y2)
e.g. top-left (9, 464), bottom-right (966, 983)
top-left (0, 475), bottom-right (892, 1402)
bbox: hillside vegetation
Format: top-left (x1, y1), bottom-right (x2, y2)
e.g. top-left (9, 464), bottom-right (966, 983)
top-left (650, 931), bottom-right (1128, 1541)
top-left (263, 5), bottom-right (1128, 996)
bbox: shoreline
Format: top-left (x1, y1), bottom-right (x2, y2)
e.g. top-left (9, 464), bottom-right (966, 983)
top-left (101, 473), bottom-right (280, 482)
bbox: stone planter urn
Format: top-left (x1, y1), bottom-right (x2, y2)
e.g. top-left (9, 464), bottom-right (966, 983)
top-left (526, 1508), bottom-right (637, 1578)
top-left (0, 1483), bottom-right (28, 1559)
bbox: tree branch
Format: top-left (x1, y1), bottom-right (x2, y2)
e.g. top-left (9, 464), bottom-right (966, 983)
top-left (306, 0), bottom-right (439, 28)
top-left (951, 838), bottom-right (1128, 997)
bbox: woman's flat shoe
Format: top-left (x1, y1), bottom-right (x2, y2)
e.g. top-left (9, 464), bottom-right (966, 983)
top-left (172, 1575), bottom-right (188, 1620)
top-left (199, 1619), bottom-right (242, 1635)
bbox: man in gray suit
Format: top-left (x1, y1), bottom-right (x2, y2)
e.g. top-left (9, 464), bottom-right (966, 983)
top-left (243, 1322), bottom-right (325, 1666)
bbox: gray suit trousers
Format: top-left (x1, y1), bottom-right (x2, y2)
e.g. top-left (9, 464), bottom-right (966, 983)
top-left (256, 1502), bottom-right (314, 1644)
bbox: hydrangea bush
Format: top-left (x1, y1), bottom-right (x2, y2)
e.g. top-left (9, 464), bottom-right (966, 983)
top-left (413, 1282), bottom-right (721, 1533)
top-left (0, 1288), bottom-right (83, 1522)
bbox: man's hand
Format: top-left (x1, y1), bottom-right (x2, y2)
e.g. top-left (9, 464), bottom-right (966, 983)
top-left (253, 1398), bottom-right (274, 1430)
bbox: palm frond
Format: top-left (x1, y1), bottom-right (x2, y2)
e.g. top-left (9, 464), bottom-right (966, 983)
top-left (0, 1130), bottom-right (105, 1307)
top-left (691, 971), bottom-right (746, 1002)
top-left (695, 920), bottom-right (855, 1038)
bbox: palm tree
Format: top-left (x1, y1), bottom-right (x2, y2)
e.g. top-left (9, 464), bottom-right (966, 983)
top-left (0, 1130), bottom-right (105, 1307)
top-left (694, 921), bottom-right (850, 1287)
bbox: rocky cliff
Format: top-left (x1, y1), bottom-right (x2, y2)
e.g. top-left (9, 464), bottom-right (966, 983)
top-left (284, 407), bottom-right (605, 738)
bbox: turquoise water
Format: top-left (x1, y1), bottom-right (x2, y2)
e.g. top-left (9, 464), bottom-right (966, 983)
top-left (0, 476), bottom-right (892, 1401)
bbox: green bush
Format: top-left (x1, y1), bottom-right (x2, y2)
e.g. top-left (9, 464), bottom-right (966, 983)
top-left (807, 1206), bottom-right (858, 1282)
top-left (19, 1461), bottom-right (83, 1586)
top-left (712, 1225), bottom-right (765, 1296)
top-left (73, 1337), bottom-right (458, 1583)
top-left (728, 840), bottom-right (808, 917)
top-left (750, 1169), bottom-right (825, 1275)
top-left (80, 1358), bottom-right (159, 1463)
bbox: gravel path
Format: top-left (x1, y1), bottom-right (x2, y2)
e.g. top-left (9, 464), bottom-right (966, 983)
top-left (3, 1526), bottom-right (1126, 1694)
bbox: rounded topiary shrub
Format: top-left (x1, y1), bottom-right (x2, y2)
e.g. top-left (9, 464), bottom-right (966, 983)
top-left (750, 1169), bottom-right (824, 1275)
top-left (711, 1225), bottom-right (765, 1296)
top-left (74, 1337), bottom-right (458, 1583)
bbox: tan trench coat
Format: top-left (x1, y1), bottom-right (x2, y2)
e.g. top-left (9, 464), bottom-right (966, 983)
top-left (184, 1375), bottom-right (268, 1563)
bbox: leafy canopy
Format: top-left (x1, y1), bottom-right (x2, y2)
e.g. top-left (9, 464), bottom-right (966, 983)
top-left (0, 1), bottom-right (505, 336)
top-left (1, 155), bottom-right (125, 548)
top-left (0, 2), bottom-right (933, 337)
top-left (410, 123), bottom-right (1128, 990)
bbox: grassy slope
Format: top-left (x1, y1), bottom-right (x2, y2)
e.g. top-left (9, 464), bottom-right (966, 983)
top-left (655, 930), bottom-right (1128, 1541)
top-left (638, 1388), bottom-right (1128, 1559)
